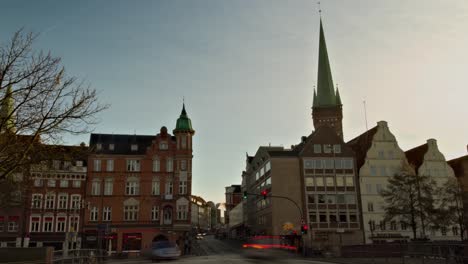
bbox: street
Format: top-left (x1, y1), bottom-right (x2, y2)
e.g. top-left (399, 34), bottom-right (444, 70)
top-left (107, 235), bottom-right (333, 264)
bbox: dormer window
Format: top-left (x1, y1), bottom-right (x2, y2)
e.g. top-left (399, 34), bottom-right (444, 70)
top-left (131, 144), bottom-right (138, 151)
top-left (96, 143), bottom-right (102, 151)
top-left (109, 144), bottom-right (114, 151)
top-left (159, 142), bottom-right (168, 150)
top-left (76, 161), bottom-right (83, 167)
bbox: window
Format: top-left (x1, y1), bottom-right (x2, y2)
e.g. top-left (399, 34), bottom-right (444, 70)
top-left (313, 144), bottom-right (321, 153)
top-left (76, 161), bottom-right (83, 167)
top-left (152, 206), bottom-right (159, 221)
top-left (60, 180), bottom-right (69, 188)
top-left (45, 194), bottom-right (55, 209)
top-left (305, 178), bottom-right (314, 187)
top-left (34, 179), bottom-right (43, 187)
top-left (96, 143), bottom-right (102, 150)
top-left (32, 194), bottom-right (42, 209)
top-left (315, 159), bottom-right (323, 169)
top-left (329, 213), bottom-right (337, 223)
top-left (390, 221), bottom-right (397, 231)
top-left (103, 178), bottom-right (113, 195)
top-left (343, 159), bottom-right (353, 169)
top-left (441, 227), bottom-right (447, 236)
top-left (366, 184), bottom-right (372, 194)
top-left (380, 166), bottom-right (386, 176)
top-left (126, 160), bottom-right (140, 172)
top-left (345, 177), bottom-right (354, 187)
top-left (181, 135), bottom-right (187, 149)
top-left (367, 202), bottom-right (374, 212)
top-left (265, 161), bottom-right (271, 172)
top-left (315, 177), bottom-right (324, 186)
top-left (47, 179), bottom-right (56, 187)
top-left (7, 221), bottom-right (18, 232)
top-left (179, 181), bottom-right (187, 195)
top-left (124, 205), bottom-right (139, 221)
top-left (58, 194), bottom-right (68, 209)
top-left (30, 216), bottom-right (41, 232)
top-left (94, 159), bottom-right (101, 171)
top-left (107, 160), bottom-right (114, 172)
top-left (91, 179), bottom-right (101, 196)
top-left (72, 180), bottom-right (81, 188)
top-left (378, 151), bottom-right (385, 159)
top-left (336, 176), bottom-right (344, 186)
top-left (318, 194), bottom-right (326, 204)
top-left (319, 213), bottom-right (327, 223)
top-left (380, 221), bottom-right (386, 230)
top-left (152, 178), bottom-right (160, 195)
top-left (131, 144), bottom-right (138, 151)
top-left (326, 195), bottom-right (336, 204)
top-left (69, 216), bottom-right (79, 232)
top-left (349, 214), bottom-right (357, 223)
top-left (333, 144), bottom-right (342, 153)
top-left (90, 207), bottom-right (99, 221)
top-left (177, 205), bottom-right (188, 220)
top-left (308, 194), bottom-right (315, 203)
top-left (370, 166), bottom-right (377, 176)
top-left (56, 216), bottom-right (66, 232)
top-left (369, 220), bottom-right (376, 230)
top-left (165, 180), bottom-right (173, 195)
top-left (103, 207), bottom-right (112, 221)
top-left (401, 222), bottom-right (407, 231)
top-left (153, 158), bottom-right (160, 172)
top-left (345, 194), bottom-right (356, 204)
top-left (126, 179), bottom-right (139, 195)
top-left (339, 212), bottom-right (347, 223)
top-left (266, 177), bottom-right (272, 186)
top-left (159, 142), bottom-right (168, 150)
top-left (180, 160), bottom-right (187, 171)
top-left (335, 159), bottom-right (342, 169)
top-left (43, 216), bottom-right (54, 232)
top-left (326, 177), bottom-right (334, 187)
top-left (452, 226), bottom-right (459, 236)
top-left (166, 158), bottom-right (173, 172)
top-left (325, 159), bottom-right (334, 169)
top-left (64, 161), bottom-right (71, 169)
top-left (323, 144), bottom-right (332, 153)
top-left (337, 194), bottom-right (345, 204)
top-left (388, 150), bottom-right (394, 159)
top-left (53, 160), bottom-right (61, 170)
top-left (310, 213), bottom-right (317, 222)
top-left (70, 195), bottom-right (81, 209)
top-left (109, 144), bottom-right (114, 151)
top-left (376, 184), bottom-right (383, 194)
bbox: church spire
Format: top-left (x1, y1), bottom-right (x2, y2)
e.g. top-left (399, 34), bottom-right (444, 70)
top-left (0, 85), bottom-right (16, 133)
top-left (315, 18), bottom-right (337, 108)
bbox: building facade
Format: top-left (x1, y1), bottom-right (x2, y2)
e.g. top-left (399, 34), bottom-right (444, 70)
top-left (27, 145), bottom-right (88, 249)
top-left (405, 139), bottom-right (459, 240)
top-left (83, 105), bottom-right (194, 253)
top-left (224, 185), bottom-right (241, 225)
top-left (448, 152), bottom-right (468, 240)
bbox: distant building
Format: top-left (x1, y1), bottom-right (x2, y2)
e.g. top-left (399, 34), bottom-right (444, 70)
top-left (83, 105), bottom-right (195, 253)
top-left (224, 185), bottom-right (241, 225)
top-left (448, 151), bottom-right (468, 240)
top-left (190, 195), bottom-right (210, 231)
top-left (228, 203), bottom-right (243, 238)
top-left (405, 139), bottom-right (459, 240)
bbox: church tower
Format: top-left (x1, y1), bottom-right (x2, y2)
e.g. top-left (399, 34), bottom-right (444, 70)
top-left (312, 19), bottom-right (343, 139)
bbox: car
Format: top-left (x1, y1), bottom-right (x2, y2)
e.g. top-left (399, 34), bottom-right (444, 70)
top-left (147, 241), bottom-right (181, 261)
top-left (242, 236), bottom-right (296, 260)
top-left (196, 233), bottom-right (204, 240)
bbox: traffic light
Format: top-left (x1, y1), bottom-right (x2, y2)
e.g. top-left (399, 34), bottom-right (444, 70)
top-left (261, 189), bottom-right (268, 199)
top-left (243, 191), bottom-right (248, 199)
top-left (301, 224), bottom-right (308, 235)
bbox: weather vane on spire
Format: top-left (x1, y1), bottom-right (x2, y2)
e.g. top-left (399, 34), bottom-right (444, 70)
top-left (318, 1), bottom-right (322, 17)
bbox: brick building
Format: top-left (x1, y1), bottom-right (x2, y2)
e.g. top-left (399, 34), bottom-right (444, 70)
top-left (83, 105), bottom-right (195, 253)
top-left (224, 185), bottom-right (241, 225)
top-left (27, 145), bottom-right (88, 249)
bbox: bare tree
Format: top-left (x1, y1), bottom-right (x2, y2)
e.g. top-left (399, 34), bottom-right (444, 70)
top-left (438, 177), bottom-right (466, 241)
top-left (381, 162), bottom-right (436, 240)
top-left (0, 29), bottom-right (108, 180)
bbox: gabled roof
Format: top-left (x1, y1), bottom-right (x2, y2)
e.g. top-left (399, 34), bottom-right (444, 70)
top-left (405, 143), bottom-right (429, 170)
top-left (448, 154), bottom-right (468, 176)
top-left (346, 126), bottom-right (378, 170)
top-left (90, 133), bottom-right (174, 155)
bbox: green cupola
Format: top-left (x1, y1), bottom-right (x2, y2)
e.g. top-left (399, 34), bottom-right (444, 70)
top-left (173, 103), bottom-right (195, 134)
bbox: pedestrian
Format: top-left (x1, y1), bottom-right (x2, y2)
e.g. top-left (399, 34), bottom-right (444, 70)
top-left (184, 238), bottom-right (189, 255)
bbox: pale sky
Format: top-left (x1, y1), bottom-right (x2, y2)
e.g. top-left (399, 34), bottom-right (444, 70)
top-left (1, 0), bottom-right (467, 203)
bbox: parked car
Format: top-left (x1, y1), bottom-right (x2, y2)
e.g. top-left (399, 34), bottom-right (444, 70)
top-left (196, 233), bottom-right (204, 240)
top-left (145, 241), bottom-right (181, 261)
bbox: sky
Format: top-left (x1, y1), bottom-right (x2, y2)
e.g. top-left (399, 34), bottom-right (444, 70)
top-left (1, 0), bottom-right (468, 204)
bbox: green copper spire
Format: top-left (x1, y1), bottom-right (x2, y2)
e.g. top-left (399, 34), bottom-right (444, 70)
top-left (315, 18), bottom-right (337, 107)
top-left (0, 85), bottom-right (16, 133)
top-left (312, 88), bottom-right (318, 107)
top-left (174, 103), bottom-right (195, 134)
top-left (335, 87), bottom-right (342, 105)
